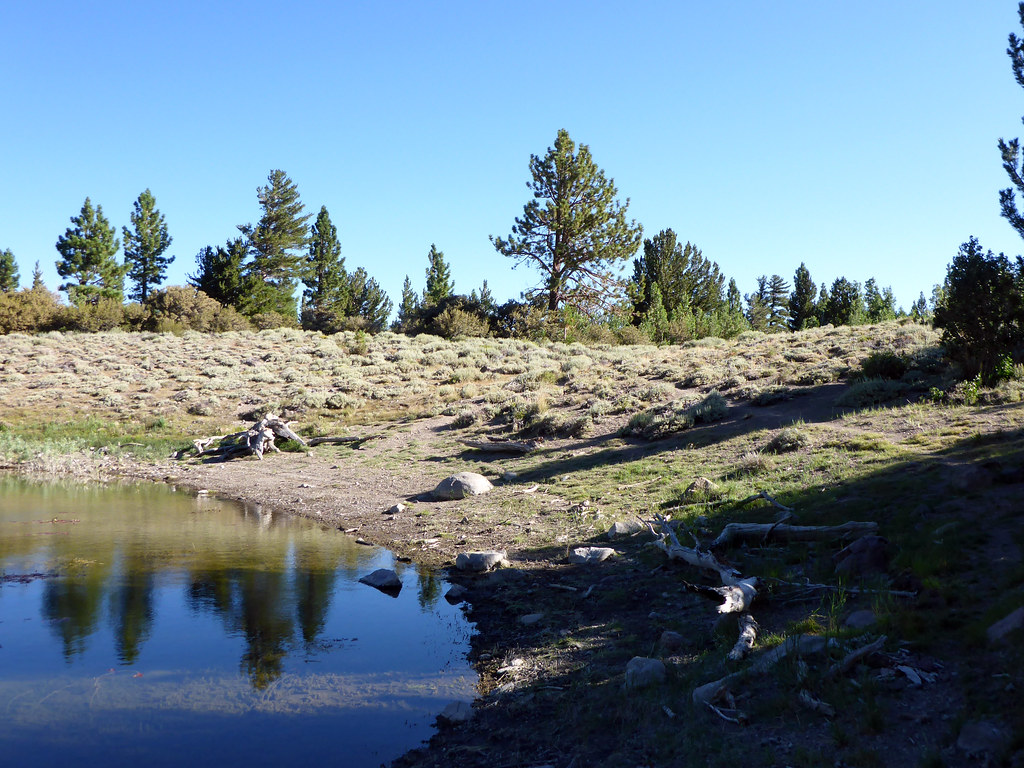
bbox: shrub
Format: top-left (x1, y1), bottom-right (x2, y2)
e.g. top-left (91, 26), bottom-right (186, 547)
top-left (763, 427), bottom-right (809, 454)
top-left (58, 298), bottom-right (125, 332)
top-left (146, 286), bottom-right (250, 333)
top-left (836, 378), bottom-right (909, 408)
top-left (249, 311), bottom-right (299, 331)
top-left (621, 391), bottom-right (728, 439)
top-left (857, 350), bottom-right (909, 380)
top-left (0, 288), bottom-right (62, 333)
top-left (431, 306), bottom-right (490, 339)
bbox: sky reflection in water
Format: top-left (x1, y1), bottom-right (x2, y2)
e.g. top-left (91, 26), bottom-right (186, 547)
top-left (0, 477), bottom-right (475, 767)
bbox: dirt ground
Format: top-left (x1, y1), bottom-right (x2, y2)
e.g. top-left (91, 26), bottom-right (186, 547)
top-left (78, 389), bottom-right (1021, 768)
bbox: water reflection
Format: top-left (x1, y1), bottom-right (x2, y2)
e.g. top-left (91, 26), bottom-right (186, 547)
top-left (0, 477), bottom-right (475, 767)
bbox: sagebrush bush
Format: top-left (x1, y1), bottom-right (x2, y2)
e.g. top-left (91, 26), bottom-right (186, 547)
top-left (763, 427), bottom-right (809, 454)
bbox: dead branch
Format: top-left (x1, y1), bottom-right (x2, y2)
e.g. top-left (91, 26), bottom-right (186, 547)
top-left (712, 521), bottom-right (879, 549)
top-left (186, 415), bottom-right (306, 462)
top-left (307, 434), bottom-right (381, 448)
top-left (729, 614), bottom-right (758, 661)
top-left (828, 635), bottom-right (887, 679)
top-left (736, 490), bottom-right (793, 512)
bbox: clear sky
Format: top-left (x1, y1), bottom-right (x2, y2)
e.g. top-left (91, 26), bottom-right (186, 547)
top-left (2, 1), bottom-right (1024, 314)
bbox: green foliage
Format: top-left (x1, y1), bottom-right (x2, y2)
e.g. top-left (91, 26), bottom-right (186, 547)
top-left (302, 205), bottom-right (346, 313)
top-left (631, 229), bottom-right (724, 322)
top-left (998, 3), bottom-right (1024, 241)
top-left (821, 277), bottom-right (864, 326)
top-left (858, 350), bottom-right (909, 380)
top-left (423, 244), bottom-right (454, 305)
top-left (237, 169), bottom-right (312, 318)
top-left (123, 189), bottom-right (173, 303)
top-left (836, 378), bottom-right (910, 409)
top-left (933, 237), bottom-right (1024, 382)
top-left (432, 306), bottom-right (490, 339)
top-left (491, 128), bottom-right (643, 312)
top-left (909, 292), bottom-right (930, 322)
top-left (55, 197), bottom-right (126, 305)
top-left (639, 281), bottom-right (671, 342)
top-left (58, 297), bottom-right (126, 332)
top-left (763, 427), bottom-right (809, 454)
top-left (189, 238), bottom-right (247, 309)
top-left (863, 278), bottom-right (897, 322)
top-left (763, 274), bottom-right (791, 332)
top-left (0, 248), bottom-right (19, 292)
top-left (789, 263), bottom-right (817, 331)
top-left (393, 275), bottom-right (420, 333)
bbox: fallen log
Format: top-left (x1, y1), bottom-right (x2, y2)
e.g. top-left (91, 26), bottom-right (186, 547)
top-left (460, 438), bottom-right (541, 454)
top-left (712, 521), bottom-right (879, 549)
top-left (307, 434), bottom-right (381, 448)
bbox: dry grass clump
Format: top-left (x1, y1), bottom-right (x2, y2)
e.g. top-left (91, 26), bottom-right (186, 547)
top-left (762, 426), bottom-right (810, 454)
top-left (621, 391), bottom-right (728, 439)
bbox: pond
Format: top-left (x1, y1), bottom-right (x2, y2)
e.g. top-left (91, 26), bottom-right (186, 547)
top-left (0, 476), bottom-right (476, 767)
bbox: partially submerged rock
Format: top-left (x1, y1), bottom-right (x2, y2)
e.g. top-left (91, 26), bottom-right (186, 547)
top-left (444, 584), bottom-right (469, 604)
top-left (455, 550), bottom-right (507, 572)
top-left (437, 700), bottom-right (473, 726)
top-left (569, 546), bottom-right (616, 564)
top-left (358, 568), bottom-right (402, 595)
top-left (433, 472), bottom-right (494, 500)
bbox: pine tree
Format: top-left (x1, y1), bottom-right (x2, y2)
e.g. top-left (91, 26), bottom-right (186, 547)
top-left (189, 239), bottom-right (247, 308)
top-left (788, 263), bottom-right (817, 330)
top-left (999, 4), bottom-right (1024, 240)
top-left (745, 277), bottom-right (770, 331)
top-left (492, 129), bottom-right (642, 312)
top-left (343, 267), bottom-right (393, 332)
top-left (726, 278), bottom-right (743, 314)
top-left (393, 275), bottom-right (421, 332)
top-left (302, 206), bottom-right (346, 314)
top-left (238, 170), bottom-right (312, 317)
top-left (910, 292), bottom-right (929, 322)
top-left (55, 197), bottom-right (125, 305)
top-left (822, 277), bottom-right (863, 326)
top-left (122, 189), bottom-right (173, 303)
top-left (0, 248), bottom-right (18, 292)
top-left (863, 278), bottom-right (897, 322)
top-left (31, 261), bottom-right (45, 290)
top-left (423, 244), bottom-right (454, 305)
top-left (631, 229), bottom-right (724, 321)
top-left (764, 274), bottom-right (791, 332)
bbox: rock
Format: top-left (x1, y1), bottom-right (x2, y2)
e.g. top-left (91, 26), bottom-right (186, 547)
top-left (987, 607), bottom-right (1024, 644)
top-left (607, 520), bottom-right (645, 539)
top-left (957, 719), bottom-right (1009, 758)
top-left (383, 503), bottom-right (407, 515)
top-left (358, 568), bottom-right (402, 595)
top-left (951, 465), bottom-right (994, 493)
top-left (519, 613), bottom-right (544, 626)
top-left (433, 472), bottom-right (493, 500)
top-left (685, 476), bottom-right (722, 500)
top-left (659, 631), bottom-right (685, 653)
top-left (834, 535), bottom-right (892, 578)
top-left (444, 584), bottom-right (468, 604)
top-left (455, 550), bottom-right (507, 572)
top-left (844, 609), bottom-right (877, 629)
top-left (569, 546), bottom-right (616, 564)
top-left (437, 700), bottom-right (473, 726)
top-left (624, 657), bottom-right (666, 690)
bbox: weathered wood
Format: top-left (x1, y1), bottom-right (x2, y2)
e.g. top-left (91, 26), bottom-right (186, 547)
top-left (828, 634), bottom-right (887, 679)
top-left (187, 414), bottom-right (305, 461)
top-left (728, 614), bottom-right (758, 661)
top-left (307, 435), bottom-right (380, 448)
top-left (712, 521), bottom-right (879, 549)
top-left (461, 438), bottom-right (541, 454)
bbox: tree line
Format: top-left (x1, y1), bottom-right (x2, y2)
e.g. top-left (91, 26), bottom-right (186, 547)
top-left (1, 132), bottom-right (924, 341)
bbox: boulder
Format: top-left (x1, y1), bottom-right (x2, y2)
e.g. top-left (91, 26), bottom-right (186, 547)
top-left (444, 584), bottom-right (469, 604)
top-left (358, 568), bottom-right (402, 595)
top-left (433, 472), bottom-right (493, 500)
top-left (685, 476), bottom-right (722, 500)
top-left (569, 546), bottom-right (616, 564)
top-left (519, 613), bottom-right (544, 626)
top-left (834, 535), bottom-right (892, 579)
top-left (455, 550), bottom-right (508, 572)
top-left (957, 720), bottom-right (1009, 759)
top-left (437, 700), bottom-right (473, 726)
top-left (659, 630), bottom-right (685, 654)
top-left (607, 520), bottom-right (645, 539)
top-left (383, 503), bottom-right (407, 515)
top-left (844, 609), bottom-right (877, 630)
top-left (624, 657), bottom-right (666, 690)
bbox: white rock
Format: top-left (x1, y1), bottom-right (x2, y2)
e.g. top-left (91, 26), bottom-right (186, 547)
top-left (437, 700), bottom-right (473, 726)
top-left (987, 607), bottom-right (1024, 644)
top-left (624, 657), bottom-right (666, 690)
top-left (569, 546), bottom-right (616, 564)
top-left (607, 520), bottom-right (645, 539)
top-left (455, 551), bottom-right (508, 572)
top-left (519, 613), bottom-right (544, 626)
top-left (433, 472), bottom-right (494, 500)
top-left (843, 609), bottom-right (877, 629)
top-left (383, 503), bottom-right (407, 515)
top-left (358, 568), bottom-right (402, 593)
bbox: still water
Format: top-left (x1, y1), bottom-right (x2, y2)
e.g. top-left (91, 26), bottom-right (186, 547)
top-left (0, 477), bottom-right (476, 767)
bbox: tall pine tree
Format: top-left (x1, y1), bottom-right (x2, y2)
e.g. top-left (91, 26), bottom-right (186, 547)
top-left (238, 170), bottom-right (312, 317)
top-left (492, 129), bottom-right (642, 312)
top-left (123, 189), bottom-right (173, 303)
top-left (423, 244), bottom-right (454, 305)
top-left (302, 206), bottom-right (346, 314)
top-left (393, 275), bottom-right (420, 332)
top-left (631, 229), bottom-right (724, 320)
top-left (55, 197), bottom-right (125, 305)
top-left (788, 263), bottom-right (817, 330)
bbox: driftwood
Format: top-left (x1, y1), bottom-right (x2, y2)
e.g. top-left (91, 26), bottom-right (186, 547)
top-left (307, 434), bottom-right (380, 449)
top-left (189, 415), bottom-right (306, 461)
top-left (461, 438), bottom-right (541, 454)
top-left (712, 521), bottom-right (879, 549)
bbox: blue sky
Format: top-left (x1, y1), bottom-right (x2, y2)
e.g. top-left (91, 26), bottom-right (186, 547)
top-left (2, 1), bottom-right (1023, 314)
